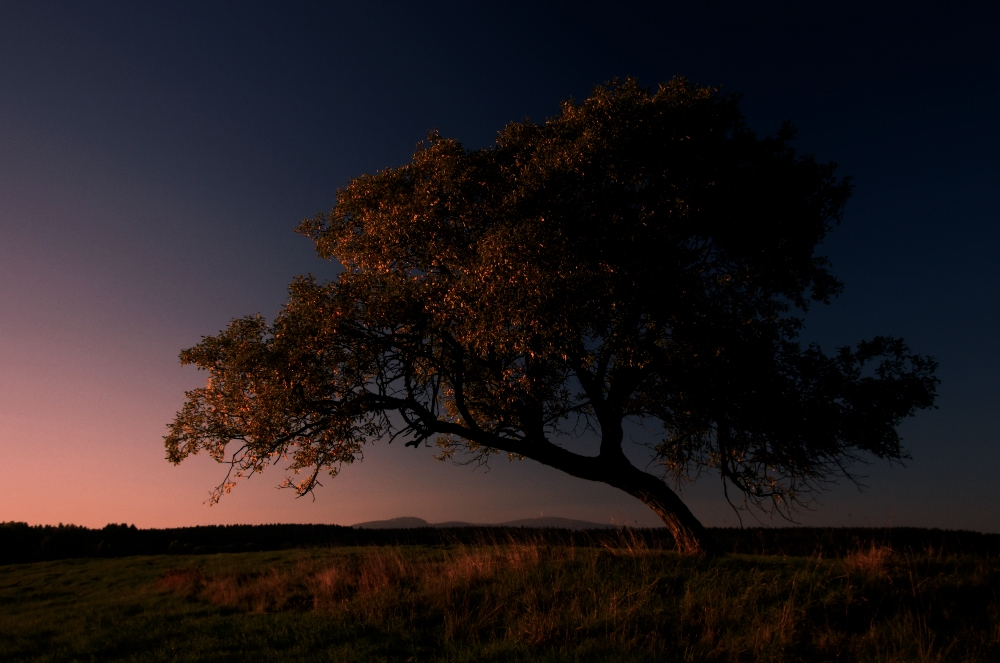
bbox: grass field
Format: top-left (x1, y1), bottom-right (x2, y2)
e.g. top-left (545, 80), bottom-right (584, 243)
top-left (2, 538), bottom-right (998, 662)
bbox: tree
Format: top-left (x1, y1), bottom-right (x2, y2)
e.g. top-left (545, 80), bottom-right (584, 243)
top-left (165, 78), bottom-right (938, 555)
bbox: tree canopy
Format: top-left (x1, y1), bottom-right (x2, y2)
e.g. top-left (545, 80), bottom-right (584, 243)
top-left (166, 78), bottom-right (938, 555)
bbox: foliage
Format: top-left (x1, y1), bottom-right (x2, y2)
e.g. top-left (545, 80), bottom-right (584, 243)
top-left (165, 78), bottom-right (938, 551)
top-left (3, 544), bottom-right (999, 662)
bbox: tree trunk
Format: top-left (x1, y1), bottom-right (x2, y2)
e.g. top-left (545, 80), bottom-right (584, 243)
top-left (605, 461), bottom-right (715, 556)
top-left (485, 430), bottom-right (715, 556)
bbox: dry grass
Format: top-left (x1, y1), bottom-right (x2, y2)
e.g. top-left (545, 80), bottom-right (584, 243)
top-left (158, 536), bottom-right (1000, 662)
top-left (844, 542), bottom-right (898, 576)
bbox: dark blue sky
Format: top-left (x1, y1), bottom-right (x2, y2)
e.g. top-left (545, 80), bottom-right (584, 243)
top-left (1, 1), bottom-right (997, 529)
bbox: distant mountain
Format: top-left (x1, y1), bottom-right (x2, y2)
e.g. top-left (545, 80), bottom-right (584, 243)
top-left (351, 516), bottom-right (618, 530)
top-left (352, 517), bottom-right (432, 529)
top-left (495, 516), bottom-right (617, 530)
top-left (432, 520), bottom-right (477, 528)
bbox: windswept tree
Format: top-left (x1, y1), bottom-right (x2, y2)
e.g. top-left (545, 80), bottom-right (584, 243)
top-left (166, 78), bottom-right (937, 555)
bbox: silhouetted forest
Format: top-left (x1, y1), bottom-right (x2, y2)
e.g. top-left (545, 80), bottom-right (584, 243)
top-left (2, 522), bottom-right (998, 565)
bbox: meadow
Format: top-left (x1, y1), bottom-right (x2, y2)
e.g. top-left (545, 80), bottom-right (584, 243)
top-left (1, 530), bottom-right (998, 662)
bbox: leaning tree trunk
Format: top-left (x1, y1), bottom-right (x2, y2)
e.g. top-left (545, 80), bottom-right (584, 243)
top-left (506, 432), bottom-right (716, 555)
top-left (605, 460), bottom-right (715, 556)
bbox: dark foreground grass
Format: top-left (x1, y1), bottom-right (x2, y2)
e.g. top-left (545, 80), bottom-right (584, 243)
top-left (2, 539), bottom-right (998, 662)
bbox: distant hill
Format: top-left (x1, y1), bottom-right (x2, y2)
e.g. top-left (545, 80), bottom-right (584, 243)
top-left (494, 517), bottom-right (618, 530)
top-left (351, 516), bottom-right (618, 530)
top-left (351, 517), bottom-right (433, 529)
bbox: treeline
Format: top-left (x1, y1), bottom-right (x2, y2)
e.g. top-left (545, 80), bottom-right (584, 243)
top-left (2, 521), bottom-right (998, 565)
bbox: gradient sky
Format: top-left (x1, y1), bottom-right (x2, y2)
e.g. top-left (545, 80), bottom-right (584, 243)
top-left (1, 1), bottom-right (997, 531)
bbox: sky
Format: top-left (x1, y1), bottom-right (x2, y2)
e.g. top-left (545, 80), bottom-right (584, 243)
top-left (0, 1), bottom-right (997, 531)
